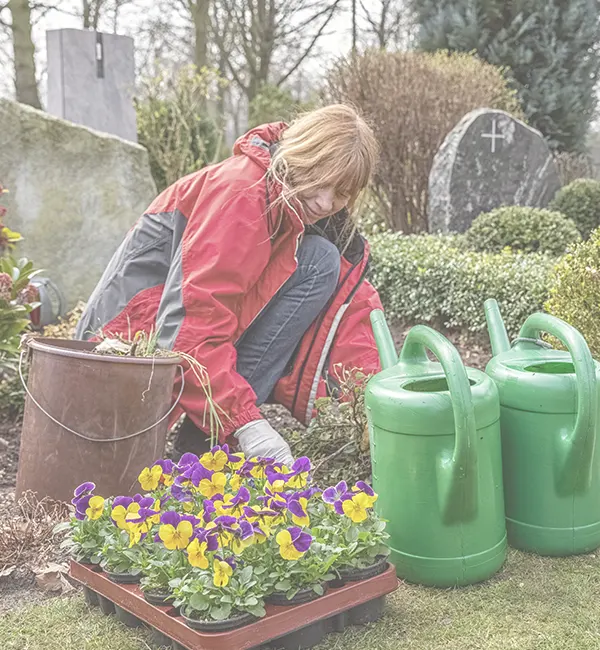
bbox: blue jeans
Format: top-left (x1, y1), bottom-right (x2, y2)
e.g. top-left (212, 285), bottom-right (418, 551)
top-left (236, 234), bottom-right (341, 404)
top-left (174, 234), bottom-right (340, 453)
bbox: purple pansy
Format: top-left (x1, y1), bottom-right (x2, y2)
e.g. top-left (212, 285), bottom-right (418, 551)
top-left (223, 487), bottom-right (250, 513)
top-left (212, 515), bottom-right (238, 531)
top-left (287, 526), bottom-right (313, 553)
top-left (153, 458), bottom-right (174, 475)
top-left (322, 481), bottom-right (351, 515)
top-left (160, 511), bottom-right (181, 527)
top-left (291, 457), bottom-right (311, 474)
top-left (112, 495), bottom-right (134, 510)
top-left (177, 452), bottom-right (199, 469)
top-left (74, 494), bottom-right (92, 520)
top-left (170, 482), bottom-right (193, 503)
top-left (73, 482), bottom-right (95, 498)
top-left (194, 527), bottom-right (219, 551)
top-left (355, 481), bottom-right (375, 497)
top-left (286, 495), bottom-right (308, 520)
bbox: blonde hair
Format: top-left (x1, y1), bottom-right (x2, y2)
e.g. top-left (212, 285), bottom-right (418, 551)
top-left (269, 104), bottom-right (379, 232)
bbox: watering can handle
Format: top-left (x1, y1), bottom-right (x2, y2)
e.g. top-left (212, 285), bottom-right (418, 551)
top-left (518, 313), bottom-right (597, 491)
top-left (400, 325), bottom-right (478, 522)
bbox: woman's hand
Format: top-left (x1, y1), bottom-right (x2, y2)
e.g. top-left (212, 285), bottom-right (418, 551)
top-left (234, 419), bottom-right (294, 466)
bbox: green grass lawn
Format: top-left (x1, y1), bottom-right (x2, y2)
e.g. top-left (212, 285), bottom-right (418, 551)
top-left (3, 549), bottom-right (600, 650)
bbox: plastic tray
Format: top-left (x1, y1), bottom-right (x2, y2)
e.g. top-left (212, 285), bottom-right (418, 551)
top-left (70, 560), bottom-right (399, 650)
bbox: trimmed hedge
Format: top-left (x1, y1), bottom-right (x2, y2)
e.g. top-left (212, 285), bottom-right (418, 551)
top-left (549, 179), bottom-right (600, 239)
top-left (464, 207), bottom-right (581, 256)
top-left (369, 233), bottom-right (554, 336)
top-left (545, 228), bottom-right (600, 359)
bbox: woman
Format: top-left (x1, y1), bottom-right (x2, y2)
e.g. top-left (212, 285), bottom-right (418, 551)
top-left (76, 104), bottom-right (384, 466)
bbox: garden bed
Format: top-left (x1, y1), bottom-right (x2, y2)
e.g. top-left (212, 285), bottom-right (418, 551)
top-left (70, 560), bottom-right (398, 650)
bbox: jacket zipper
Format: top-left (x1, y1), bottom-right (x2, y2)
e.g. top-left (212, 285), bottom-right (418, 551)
top-left (290, 252), bottom-right (369, 415)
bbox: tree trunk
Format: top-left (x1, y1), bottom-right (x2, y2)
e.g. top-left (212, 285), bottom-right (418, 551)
top-left (192, 0), bottom-right (211, 70)
top-left (9, 0), bottom-right (41, 109)
top-left (352, 0), bottom-right (357, 52)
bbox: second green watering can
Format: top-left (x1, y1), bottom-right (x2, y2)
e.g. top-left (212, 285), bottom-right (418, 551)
top-left (485, 299), bottom-right (600, 556)
top-left (365, 310), bottom-right (506, 587)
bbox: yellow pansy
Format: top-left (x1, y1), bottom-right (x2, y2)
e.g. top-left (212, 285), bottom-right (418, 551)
top-left (138, 465), bottom-right (162, 491)
top-left (111, 503), bottom-right (139, 530)
top-left (158, 520), bottom-right (193, 550)
top-left (85, 496), bottom-right (105, 521)
top-left (127, 523), bottom-right (144, 547)
top-left (342, 493), bottom-right (370, 523)
top-left (187, 539), bottom-right (209, 569)
top-left (199, 472), bottom-right (227, 499)
top-left (200, 450), bottom-right (228, 472)
top-left (276, 529), bottom-right (303, 560)
top-left (213, 559), bottom-right (233, 587)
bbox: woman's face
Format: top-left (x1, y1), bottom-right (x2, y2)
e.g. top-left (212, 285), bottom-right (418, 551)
top-left (298, 186), bottom-right (350, 224)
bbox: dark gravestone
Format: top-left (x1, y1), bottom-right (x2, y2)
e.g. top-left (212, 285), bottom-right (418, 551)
top-left (428, 108), bottom-right (561, 233)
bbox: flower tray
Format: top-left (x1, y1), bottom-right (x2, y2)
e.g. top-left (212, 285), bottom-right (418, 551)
top-left (70, 560), bottom-right (399, 650)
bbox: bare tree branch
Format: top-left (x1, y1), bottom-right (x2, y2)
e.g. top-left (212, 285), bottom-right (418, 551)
top-left (212, 0), bottom-right (343, 101)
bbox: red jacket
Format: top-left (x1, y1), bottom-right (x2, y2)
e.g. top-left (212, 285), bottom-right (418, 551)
top-left (76, 122), bottom-right (383, 439)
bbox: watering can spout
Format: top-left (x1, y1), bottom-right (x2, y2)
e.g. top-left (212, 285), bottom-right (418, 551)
top-left (484, 299), bottom-right (511, 357)
top-left (370, 309), bottom-right (398, 370)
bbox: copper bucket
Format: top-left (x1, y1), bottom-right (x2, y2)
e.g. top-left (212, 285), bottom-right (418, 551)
top-left (16, 338), bottom-right (182, 502)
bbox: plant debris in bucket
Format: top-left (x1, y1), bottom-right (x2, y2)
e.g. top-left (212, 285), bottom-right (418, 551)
top-left (92, 330), bottom-right (176, 358)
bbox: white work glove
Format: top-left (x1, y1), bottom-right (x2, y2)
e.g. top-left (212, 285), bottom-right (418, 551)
top-left (234, 419), bottom-right (294, 467)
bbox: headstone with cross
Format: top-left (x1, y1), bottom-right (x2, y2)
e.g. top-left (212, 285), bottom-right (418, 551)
top-left (46, 29), bottom-right (138, 142)
top-left (428, 108), bottom-right (561, 234)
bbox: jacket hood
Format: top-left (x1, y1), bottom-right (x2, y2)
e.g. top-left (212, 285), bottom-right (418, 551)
top-left (233, 122), bottom-right (287, 170)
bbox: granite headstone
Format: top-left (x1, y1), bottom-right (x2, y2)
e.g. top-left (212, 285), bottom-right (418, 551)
top-left (428, 108), bottom-right (561, 233)
top-left (46, 28), bottom-right (137, 142)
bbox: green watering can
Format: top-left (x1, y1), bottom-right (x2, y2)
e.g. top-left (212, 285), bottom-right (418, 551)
top-left (365, 310), bottom-right (507, 587)
top-left (485, 299), bottom-right (600, 556)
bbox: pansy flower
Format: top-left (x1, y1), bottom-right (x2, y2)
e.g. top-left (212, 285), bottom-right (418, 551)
top-left (200, 446), bottom-right (229, 472)
top-left (352, 481), bottom-right (378, 508)
top-left (85, 495), bottom-right (105, 521)
top-left (193, 526), bottom-right (219, 552)
top-left (286, 457), bottom-right (311, 489)
top-left (213, 558), bottom-right (233, 587)
top-left (342, 492), bottom-right (371, 523)
top-left (229, 519), bottom-right (254, 554)
top-left (199, 472), bottom-right (227, 499)
top-left (177, 452), bottom-right (199, 470)
top-left (222, 487), bottom-right (250, 518)
top-left (138, 464), bottom-right (162, 491)
top-left (170, 480), bottom-right (194, 504)
top-left (276, 526), bottom-right (312, 560)
top-left (243, 506), bottom-right (279, 537)
top-left (74, 494), bottom-right (92, 521)
top-left (111, 496), bottom-right (149, 530)
top-left (286, 494), bottom-right (310, 527)
top-left (158, 511), bottom-right (194, 550)
top-left (187, 538), bottom-right (209, 568)
top-left (72, 482), bottom-right (95, 501)
top-left (153, 459), bottom-right (175, 486)
top-left (322, 481), bottom-right (351, 515)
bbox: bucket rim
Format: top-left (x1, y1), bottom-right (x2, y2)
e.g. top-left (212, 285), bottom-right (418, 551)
top-left (26, 337), bottom-right (181, 366)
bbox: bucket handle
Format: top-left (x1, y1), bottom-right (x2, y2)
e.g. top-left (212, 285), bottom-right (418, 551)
top-left (518, 312), bottom-right (597, 494)
top-left (400, 325), bottom-right (478, 524)
top-left (18, 350), bottom-right (185, 443)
